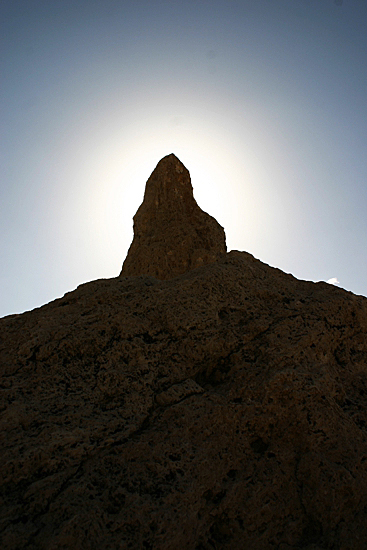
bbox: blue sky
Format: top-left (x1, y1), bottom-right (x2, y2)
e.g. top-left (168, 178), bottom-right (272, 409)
top-left (1, 0), bottom-right (366, 317)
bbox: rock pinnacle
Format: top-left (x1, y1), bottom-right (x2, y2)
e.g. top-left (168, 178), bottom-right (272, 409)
top-left (120, 154), bottom-right (227, 279)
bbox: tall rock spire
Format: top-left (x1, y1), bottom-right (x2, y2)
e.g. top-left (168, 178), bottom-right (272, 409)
top-left (120, 154), bottom-right (227, 279)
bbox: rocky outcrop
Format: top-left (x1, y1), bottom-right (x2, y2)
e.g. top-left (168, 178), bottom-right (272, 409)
top-left (120, 154), bottom-right (226, 279)
top-left (1, 251), bottom-right (367, 549)
top-left (1, 155), bottom-right (367, 549)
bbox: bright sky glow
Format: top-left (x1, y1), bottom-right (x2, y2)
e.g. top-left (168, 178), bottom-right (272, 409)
top-left (1, 0), bottom-right (366, 317)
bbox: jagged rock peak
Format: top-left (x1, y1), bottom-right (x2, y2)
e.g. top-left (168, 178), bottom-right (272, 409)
top-left (120, 154), bottom-right (227, 280)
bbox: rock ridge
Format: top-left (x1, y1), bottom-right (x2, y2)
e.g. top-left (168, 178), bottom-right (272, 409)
top-left (1, 251), bottom-right (367, 549)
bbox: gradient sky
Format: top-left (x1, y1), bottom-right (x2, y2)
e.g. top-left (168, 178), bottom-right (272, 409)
top-left (1, 0), bottom-right (366, 317)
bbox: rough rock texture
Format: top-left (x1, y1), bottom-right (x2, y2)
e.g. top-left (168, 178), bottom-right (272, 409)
top-left (120, 154), bottom-right (227, 279)
top-left (1, 251), bottom-right (367, 549)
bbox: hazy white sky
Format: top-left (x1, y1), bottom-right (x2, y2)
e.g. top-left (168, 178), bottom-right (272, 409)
top-left (1, 0), bottom-right (366, 317)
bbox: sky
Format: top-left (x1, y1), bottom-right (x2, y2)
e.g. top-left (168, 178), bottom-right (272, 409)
top-left (1, 0), bottom-right (366, 317)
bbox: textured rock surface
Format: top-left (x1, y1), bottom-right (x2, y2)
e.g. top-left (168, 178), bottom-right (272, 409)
top-left (1, 251), bottom-right (367, 549)
top-left (120, 154), bottom-right (227, 279)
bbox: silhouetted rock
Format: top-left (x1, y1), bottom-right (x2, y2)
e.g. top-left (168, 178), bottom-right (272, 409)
top-left (1, 157), bottom-right (367, 549)
top-left (120, 154), bottom-right (226, 279)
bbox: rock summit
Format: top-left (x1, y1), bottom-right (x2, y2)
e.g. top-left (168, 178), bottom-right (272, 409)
top-left (120, 154), bottom-right (226, 279)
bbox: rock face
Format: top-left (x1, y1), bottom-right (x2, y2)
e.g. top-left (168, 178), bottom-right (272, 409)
top-left (120, 153), bottom-right (226, 279)
top-left (1, 157), bottom-right (367, 550)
